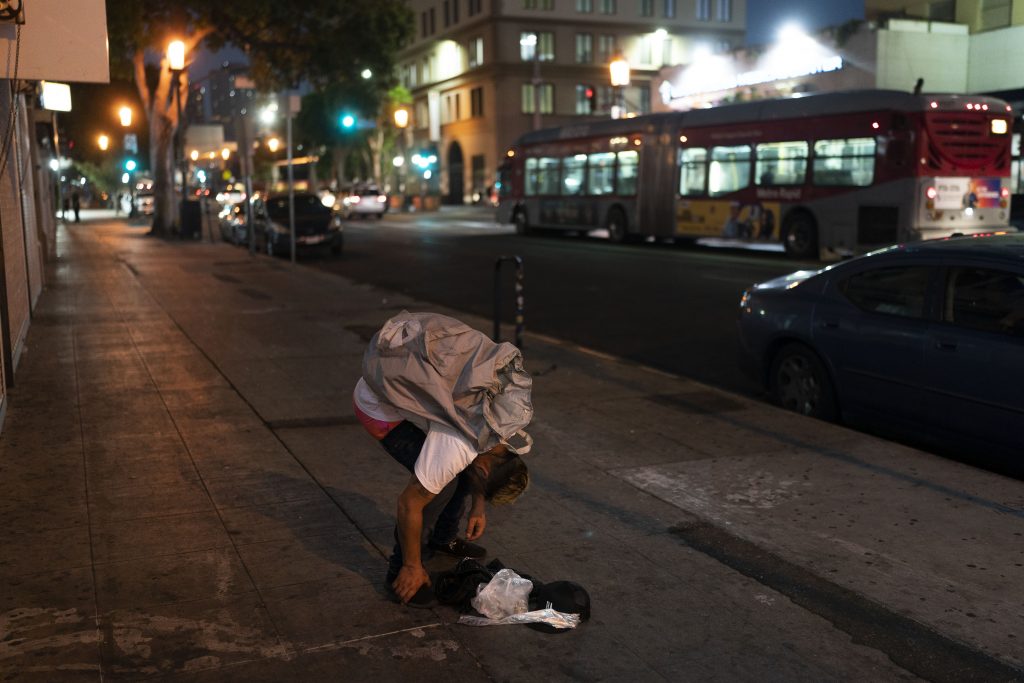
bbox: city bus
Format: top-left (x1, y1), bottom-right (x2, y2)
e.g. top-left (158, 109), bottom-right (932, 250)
top-left (496, 90), bottom-right (1014, 259)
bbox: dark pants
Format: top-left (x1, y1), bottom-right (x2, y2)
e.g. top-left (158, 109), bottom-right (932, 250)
top-left (380, 421), bottom-right (471, 575)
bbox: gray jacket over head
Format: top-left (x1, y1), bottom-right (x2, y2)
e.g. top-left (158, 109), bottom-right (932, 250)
top-left (362, 311), bottom-right (533, 454)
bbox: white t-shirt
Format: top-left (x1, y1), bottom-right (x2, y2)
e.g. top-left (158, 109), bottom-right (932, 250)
top-left (353, 378), bottom-right (477, 495)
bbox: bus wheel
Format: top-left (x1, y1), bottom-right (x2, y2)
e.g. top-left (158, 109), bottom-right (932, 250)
top-left (513, 209), bottom-right (531, 236)
top-left (782, 211), bottom-right (818, 259)
top-left (607, 208), bottom-right (629, 243)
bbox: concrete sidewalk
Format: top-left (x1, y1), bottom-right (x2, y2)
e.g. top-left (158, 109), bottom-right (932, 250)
top-left (1, 217), bottom-right (1021, 681)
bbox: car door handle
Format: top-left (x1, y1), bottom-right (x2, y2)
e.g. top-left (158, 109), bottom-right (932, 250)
top-left (934, 339), bottom-right (958, 351)
top-left (820, 320), bottom-right (839, 329)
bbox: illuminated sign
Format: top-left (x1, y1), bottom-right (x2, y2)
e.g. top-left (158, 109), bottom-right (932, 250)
top-left (40, 81), bottom-right (72, 112)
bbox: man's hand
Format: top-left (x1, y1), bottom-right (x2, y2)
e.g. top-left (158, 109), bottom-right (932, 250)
top-left (466, 509), bottom-right (486, 541)
top-left (393, 564), bottom-right (431, 604)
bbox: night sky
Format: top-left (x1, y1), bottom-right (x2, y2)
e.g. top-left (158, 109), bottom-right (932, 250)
top-left (746, 0), bottom-right (865, 46)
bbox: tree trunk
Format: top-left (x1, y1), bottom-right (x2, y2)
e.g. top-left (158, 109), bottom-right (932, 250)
top-left (149, 112), bottom-right (176, 236)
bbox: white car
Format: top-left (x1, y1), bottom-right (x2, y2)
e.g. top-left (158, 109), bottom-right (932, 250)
top-left (342, 186), bottom-right (388, 219)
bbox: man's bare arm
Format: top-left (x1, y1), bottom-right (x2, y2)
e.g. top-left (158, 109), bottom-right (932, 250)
top-left (393, 476), bottom-right (435, 603)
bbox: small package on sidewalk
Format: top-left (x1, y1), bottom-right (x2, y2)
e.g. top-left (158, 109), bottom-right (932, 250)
top-left (442, 562), bottom-right (589, 632)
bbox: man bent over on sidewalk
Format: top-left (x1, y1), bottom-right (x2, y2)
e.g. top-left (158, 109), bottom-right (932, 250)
top-left (354, 311), bottom-right (534, 606)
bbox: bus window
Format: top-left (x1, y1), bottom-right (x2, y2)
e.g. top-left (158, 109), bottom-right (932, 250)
top-left (709, 145), bottom-right (751, 196)
top-left (562, 154), bottom-right (587, 195)
top-left (537, 157), bottom-right (561, 195)
top-left (587, 152), bottom-right (616, 195)
top-left (813, 137), bottom-right (875, 187)
top-left (679, 148), bottom-right (707, 196)
top-left (755, 141), bottom-right (808, 185)
top-left (525, 158), bottom-right (539, 196)
top-left (617, 150), bottom-right (639, 195)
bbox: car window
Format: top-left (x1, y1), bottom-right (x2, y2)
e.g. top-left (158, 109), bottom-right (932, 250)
top-left (945, 267), bottom-right (1024, 336)
top-left (839, 266), bottom-right (932, 318)
top-left (266, 195), bottom-right (329, 220)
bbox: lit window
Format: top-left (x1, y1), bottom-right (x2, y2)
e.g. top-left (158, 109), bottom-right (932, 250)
top-left (562, 155), bottom-right (586, 195)
top-left (665, 0), bottom-right (676, 18)
top-left (696, 0), bottom-right (710, 21)
top-left (469, 37), bottom-right (484, 67)
top-left (679, 148), bottom-right (707, 196)
top-left (617, 150), bottom-right (639, 195)
top-left (587, 152), bottom-right (616, 194)
top-left (522, 83), bottom-right (554, 114)
top-left (755, 141), bottom-right (809, 186)
top-left (813, 138), bottom-right (876, 186)
top-left (600, 0), bottom-right (616, 14)
top-left (716, 0), bottom-right (732, 22)
top-left (575, 34), bottom-right (593, 63)
top-left (708, 145), bottom-right (751, 195)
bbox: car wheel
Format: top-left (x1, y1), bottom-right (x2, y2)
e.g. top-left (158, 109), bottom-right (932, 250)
top-left (607, 207), bottom-right (630, 244)
top-left (513, 209), bottom-right (531, 236)
top-left (782, 211), bottom-right (818, 259)
top-left (769, 343), bottom-right (837, 420)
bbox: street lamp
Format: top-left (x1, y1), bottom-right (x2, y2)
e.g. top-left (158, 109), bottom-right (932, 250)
top-left (393, 106), bottom-right (410, 210)
top-left (97, 134), bottom-right (109, 151)
top-left (267, 137), bottom-right (281, 153)
top-left (520, 33), bottom-right (542, 131)
top-left (168, 39), bottom-right (188, 234)
top-left (119, 106), bottom-right (132, 128)
top-left (609, 55), bottom-right (631, 119)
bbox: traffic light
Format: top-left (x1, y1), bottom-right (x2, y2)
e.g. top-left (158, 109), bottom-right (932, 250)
top-left (340, 113), bottom-right (356, 130)
top-left (585, 86), bottom-right (596, 114)
top-left (124, 158), bottom-right (137, 172)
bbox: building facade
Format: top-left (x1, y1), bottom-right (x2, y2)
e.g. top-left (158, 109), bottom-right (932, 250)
top-left (397, 0), bottom-right (745, 204)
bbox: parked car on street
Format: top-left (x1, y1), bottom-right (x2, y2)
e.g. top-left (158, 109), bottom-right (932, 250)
top-left (254, 192), bottom-right (343, 256)
top-left (218, 202), bottom-right (248, 245)
top-left (341, 185), bottom-right (388, 219)
top-left (737, 232), bottom-right (1024, 461)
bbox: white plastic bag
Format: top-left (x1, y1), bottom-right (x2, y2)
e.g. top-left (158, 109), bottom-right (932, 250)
top-left (470, 569), bottom-right (533, 620)
top-left (459, 603), bottom-right (581, 630)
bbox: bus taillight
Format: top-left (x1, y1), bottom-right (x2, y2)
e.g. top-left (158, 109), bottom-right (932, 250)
top-left (1001, 186), bottom-right (1010, 207)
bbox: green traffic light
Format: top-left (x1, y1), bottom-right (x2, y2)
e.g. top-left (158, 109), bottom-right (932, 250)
top-left (340, 114), bottom-right (356, 129)
top-left (124, 159), bottom-right (137, 172)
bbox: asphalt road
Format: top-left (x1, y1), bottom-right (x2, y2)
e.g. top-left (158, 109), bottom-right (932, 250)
top-left (310, 209), bottom-right (809, 397)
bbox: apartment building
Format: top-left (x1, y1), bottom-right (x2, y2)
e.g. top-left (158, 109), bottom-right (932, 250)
top-left (398, 0), bottom-right (745, 203)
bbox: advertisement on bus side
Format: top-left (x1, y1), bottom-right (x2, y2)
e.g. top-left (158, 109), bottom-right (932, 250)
top-left (676, 199), bottom-right (783, 240)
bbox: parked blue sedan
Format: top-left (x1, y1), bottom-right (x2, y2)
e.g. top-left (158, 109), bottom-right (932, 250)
top-left (738, 232), bottom-right (1024, 460)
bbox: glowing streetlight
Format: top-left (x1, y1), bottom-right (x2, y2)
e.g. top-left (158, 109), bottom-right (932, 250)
top-left (260, 102), bottom-right (278, 125)
top-left (267, 137), bottom-right (281, 153)
top-left (393, 107), bottom-right (409, 129)
top-left (609, 55), bottom-right (631, 119)
top-left (97, 134), bottom-right (109, 151)
top-left (361, 68), bottom-right (372, 79)
top-left (190, 149), bottom-right (199, 161)
top-left (221, 147), bottom-right (231, 161)
top-left (167, 40), bottom-right (186, 71)
top-left (119, 106), bottom-right (132, 128)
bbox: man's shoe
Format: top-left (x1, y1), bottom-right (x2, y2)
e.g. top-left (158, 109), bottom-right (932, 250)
top-left (428, 538), bottom-right (486, 559)
top-left (385, 570), bottom-right (436, 608)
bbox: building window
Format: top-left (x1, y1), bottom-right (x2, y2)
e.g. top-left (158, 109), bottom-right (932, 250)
top-left (597, 84), bottom-right (614, 112)
top-left (600, 0), bottom-right (616, 14)
top-left (637, 84), bottom-right (651, 114)
top-left (664, 0), bottom-right (676, 18)
top-left (415, 101), bottom-right (429, 130)
top-left (469, 37), bottom-right (484, 67)
top-left (521, 31), bottom-right (554, 61)
top-left (430, 7), bottom-right (436, 33)
top-left (980, 0), bottom-right (1012, 30)
top-left (469, 0), bottom-right (482, 15)
top-left (421, 11), bottom-right (428, 37)
top-left (575, 34), bottom-right (593, 63)
top-left (575, 84), bottom-right (597, 114)
top-left (422, 58), bottom-right (431, 84)
top-left (471, 87), bottom-right (484, 117)
top-left (471, 155), bottom-right (486, 197)
top-left (639, 36), bottom-right (653, 65)
top-left (597, 34), bottom-right (616, 64)
top-left (542, 0), bottom-right (554, 8)
top-left (522, 83), bottom-right (554, 114)
top-left (453, 0), bottom-right (460, 23)
top-left (576, 0), bottom-right (593, 11)
top-left (715, 0), bottom-right (731, 22)
top-left (444, 0), bottom-right (450, 27)
top-left (640, 0), bottom-right (654, 16)
top-left (524, 0), bottom-right (537, 8)
top-left (696, 0), bottom-right (710, 21)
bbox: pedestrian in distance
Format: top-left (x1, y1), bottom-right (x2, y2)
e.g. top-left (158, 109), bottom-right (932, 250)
top-left (71, 191), bottom-right (81, 223)
top-left (353, 311), bottom-right (534, 606)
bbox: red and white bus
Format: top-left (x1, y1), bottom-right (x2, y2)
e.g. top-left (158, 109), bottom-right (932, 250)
top-left (496, 90), bottom-right (1014, 259)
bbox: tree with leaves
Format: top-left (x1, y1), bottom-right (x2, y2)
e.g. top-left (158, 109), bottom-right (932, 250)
top-left (105, 0), bottom-right (412, 236)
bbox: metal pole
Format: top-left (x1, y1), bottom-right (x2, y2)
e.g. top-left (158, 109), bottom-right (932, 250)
top-left (237, 109), bottom-right (255, 255)
top-left (51, 112), bottom-right (63, 223)
top-left (493, 255), bottom-right (525, 349)
top-left (286, 97), bottom-right (296, 265)
top-left (174, 70), bottom-right (185, 236)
